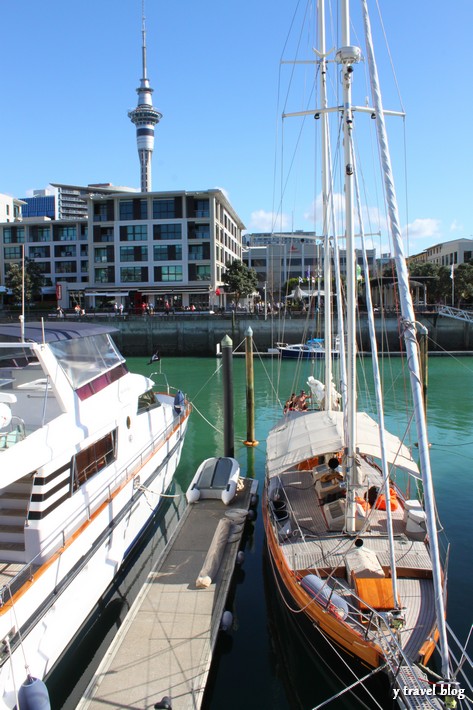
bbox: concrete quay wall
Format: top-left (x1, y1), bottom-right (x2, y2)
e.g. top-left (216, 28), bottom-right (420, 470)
top-left (95, 312), bottom-right (472, 357)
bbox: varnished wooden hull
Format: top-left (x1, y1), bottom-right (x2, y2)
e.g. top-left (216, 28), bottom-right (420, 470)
top-left (263, 487), bottom-right (438, 672)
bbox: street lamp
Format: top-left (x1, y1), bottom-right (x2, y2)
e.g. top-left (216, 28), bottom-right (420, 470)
top-left (263, 282), bottom-right (267, 321)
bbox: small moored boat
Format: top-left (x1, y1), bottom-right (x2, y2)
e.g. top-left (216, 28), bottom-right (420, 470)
top-left (276, 338), bottom-right (340, 360)
top-left (186, 457), bottom-right (241, 505)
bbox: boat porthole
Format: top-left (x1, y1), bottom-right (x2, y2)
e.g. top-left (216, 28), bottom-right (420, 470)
top-left (126, 416), bottom-right (131, 429)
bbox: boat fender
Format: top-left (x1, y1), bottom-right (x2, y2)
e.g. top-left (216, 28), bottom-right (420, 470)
top-left (250, 493), bottom-right (259, 508)
top-left (186, 484), bottom-right (201, 504)
top-left (220, 610), bottom-right (233, 631)
top-left (236, 551), bottom-right (245, 565)
top-left (154, 697), bottom-right (172, 709)
top-left (247, 509), bottom-right (256, 521)
top-left (300, 575), bottom-right (349, 621)
top-left (173, 390), bottom-right (184, 415)
top-left (18, 676), bottom-right (51, 710)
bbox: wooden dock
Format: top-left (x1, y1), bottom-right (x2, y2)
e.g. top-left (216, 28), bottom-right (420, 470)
top-left (77, 477), bottom-right (258, 710)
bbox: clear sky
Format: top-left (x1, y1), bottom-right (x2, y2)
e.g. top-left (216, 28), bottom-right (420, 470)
top-left (1, 0), bottom-right (471, 255)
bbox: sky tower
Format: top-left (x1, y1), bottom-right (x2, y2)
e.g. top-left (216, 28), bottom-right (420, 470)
top-left (128, 1), bottom-right (162, 192)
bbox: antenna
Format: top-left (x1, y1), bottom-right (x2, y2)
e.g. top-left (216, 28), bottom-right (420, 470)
top-left (141, 0), bottom-right (147, 80)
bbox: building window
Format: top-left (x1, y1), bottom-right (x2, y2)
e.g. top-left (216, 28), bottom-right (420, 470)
top-left (119, 199), bottom-right (148, 220)
top-left (93, 200), bottom-right (114, 222)
top-left (29, 246), bottom-right (51, 259)
top-left (119, 225), bottom-right (147, 241)
top-left (120, 266), bottom-right (148, 282)
top-left (94, 246), bottom-right (114, 263)
top-left (188, 264), bottom-right (211, 281)
top-left (28, 226), bottom-right (51, 242)
top-left (195, 199), bottom-right (209, 217)
top-left (95, 266), bottom-right (115, 283)
top-left (93, 226), bottom-right (114, 243)
top-left (153, 245), bottom-right (182, 261)
top-left (4, 246), bottom-right (22, 259)
top-left (154, 265), bottom-right (183, 282)
top-left (120, 245), bottom-right (148, 262)
top-left (55, 245), bottom-right (77, 258)
top-left (188, 244), bottom-right (210, 260)
top-left (186, 197), bottom-right (210, 218)
top-left (188, 223), bottom-right (210, 240)
top-left (153, 224), bottom-right (182, 240)
top-left (56, 261), bottom-right (77, 274)
top-left (3, 227), bottom-right (25, 244)
top-left (35, 262), bottom-right (52, 274)
top-left (152, 197), bottom-right (182, 219)
top-left (53, 225), bottom-right (77, 241)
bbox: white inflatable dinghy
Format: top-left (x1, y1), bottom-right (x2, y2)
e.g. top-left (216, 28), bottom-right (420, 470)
top-left (186, 457), bottom-right (241, 505)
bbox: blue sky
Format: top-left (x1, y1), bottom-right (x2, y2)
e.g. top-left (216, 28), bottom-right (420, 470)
top-left (1, 0), bottom-right (471, 255)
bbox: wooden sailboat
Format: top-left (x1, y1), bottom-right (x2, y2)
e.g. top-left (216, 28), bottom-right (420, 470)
top-left (263, 0), bottom-right (471, 705)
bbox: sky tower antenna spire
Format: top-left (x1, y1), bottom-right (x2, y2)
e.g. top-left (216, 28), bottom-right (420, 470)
top-left (141, 0), bottom-right (147, 80)
top-left (128, 0), bottom-right (162, 192)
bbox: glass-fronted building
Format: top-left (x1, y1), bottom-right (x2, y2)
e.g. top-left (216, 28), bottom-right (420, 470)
top-left (0, 188), bottom-right (245, 312)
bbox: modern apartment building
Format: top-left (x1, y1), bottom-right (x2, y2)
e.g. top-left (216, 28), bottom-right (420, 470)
top-left (407, 238), bottom-right (473, 268)
top-left (0, 193), bottom-right (25, 223)
top-left (19, 184), bottom-right (138, 221)
top-left (87, 188), bottom-right (244, 310)
top-left (0, 188), bottom-right (245, 311)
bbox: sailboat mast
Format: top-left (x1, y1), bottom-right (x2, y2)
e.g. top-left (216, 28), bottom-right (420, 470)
top-left (337, 0), bottom-right (362, 534)
top-left (360, 0), bottom-right (450, 678)
top-left (317, 0), bottom-right (333, 409)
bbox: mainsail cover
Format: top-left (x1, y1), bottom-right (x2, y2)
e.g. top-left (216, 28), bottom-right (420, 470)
top-left (266, 410), bottom-right (419, 479)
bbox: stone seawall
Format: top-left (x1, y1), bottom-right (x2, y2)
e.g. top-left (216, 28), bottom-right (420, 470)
top-left (1, 311), bottom-right (470, 356)
top-left (81, 312), bottom-right (473, 356)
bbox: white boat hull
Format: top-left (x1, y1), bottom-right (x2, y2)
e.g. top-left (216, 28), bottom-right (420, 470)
top-left (0, 422), bottom-right (187, 709)
top-left (0, 322), bottom-right (191, 708)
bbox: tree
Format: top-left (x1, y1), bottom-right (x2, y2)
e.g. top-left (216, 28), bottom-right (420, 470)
top-left (222, 260), bottom-right (258, 306)
top-left (453, 263), bottom-right (473, 306)
top-left (407, 262), bottom-right (452, 304)
top-left (5, 258), bottom-right (45, 305)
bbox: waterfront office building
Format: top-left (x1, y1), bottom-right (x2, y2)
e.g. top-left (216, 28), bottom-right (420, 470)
top-left (407, 238), bottom-right (473, 269)
top-left (244, 231), bottom-right (473, 306)
top-left (0, 187), bottom-right (245, 312)
top-left (243, 231), bottom-right (376, 304)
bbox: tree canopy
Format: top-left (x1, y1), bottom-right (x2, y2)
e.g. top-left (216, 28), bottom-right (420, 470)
top-left (380, 260), bottom-right (473, 306)
top-left (222, 260), bottom-right (258, 305)
top-left (5, 258), bottom-right (45, 305)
